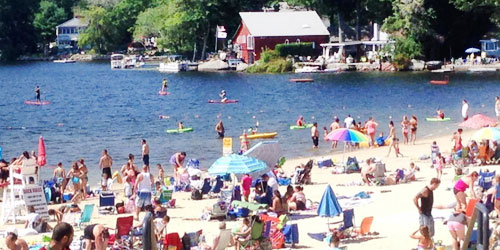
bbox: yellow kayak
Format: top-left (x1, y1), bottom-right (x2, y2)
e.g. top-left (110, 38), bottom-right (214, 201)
top-left (240, 132), bottom-right (278, 140)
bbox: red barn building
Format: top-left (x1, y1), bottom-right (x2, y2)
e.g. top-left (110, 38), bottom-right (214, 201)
top-left (233, 11), bottom-right (330, 64)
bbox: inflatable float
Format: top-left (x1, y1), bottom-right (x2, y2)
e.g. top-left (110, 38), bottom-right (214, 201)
top-left (158, 90), bottom-right (170, 95)
top-left (25, 100), bottom-right (50, 105)
top-left (359, 138), bottom-right (392, 148)
top-left (290, 78), bottom-right (314, 82)
top-left (425, 117), bottom-right (451, 122)
top-left (166, 128), bottom-right (194, 133)
top-left (239, 132), bottom-right (278, 140)
top-left (208, 100), bottom-right (238, 103)
top-left (289, 124), bottom-right (313, 130)
top-left (430, 80), bottom-right (449, 85)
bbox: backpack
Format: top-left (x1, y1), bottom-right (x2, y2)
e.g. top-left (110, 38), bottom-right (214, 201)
top-left (191, 189), bottom-right (202, 200)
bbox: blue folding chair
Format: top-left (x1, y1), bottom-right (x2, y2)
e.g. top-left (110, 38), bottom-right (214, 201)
top-left (479, 170), bottom-right (495, 191)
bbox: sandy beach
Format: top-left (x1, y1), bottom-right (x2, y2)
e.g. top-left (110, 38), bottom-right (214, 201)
top-left (0, 128), bottom-right (493, 250)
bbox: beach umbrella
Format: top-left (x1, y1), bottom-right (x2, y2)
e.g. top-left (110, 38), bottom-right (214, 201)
top-left (465, 48), bottom-right (480, 53)
top-left (325, 128), bottom-right (369, 142)
top-left (243, 141), bottom-right (282, 170)
top-left (208, 154), bottom-right (269, 176)
top-left (471, 127), bottom-right (500, 141)
top-left (317, 185), bottom-right (343, 230)
top-left (459, 114), bottom-right (497, 129)
top-left (37, 136), bottom-right (46, 166)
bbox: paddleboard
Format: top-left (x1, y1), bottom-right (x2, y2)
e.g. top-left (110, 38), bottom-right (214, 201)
top-left (208, 100), bottom-right (238, 103)
top-left (289, 124), bottom-right (314, 130)
top-left (158, 91), bottom-right (170, 95)
top-left (166, 127), bottom-right (194, 133)
top-left (25, 100), bottom-right (50, 105)
top-left (239, 132), bottom-right (278, 140)
top-left (425, 117), bottom-right (451, 122)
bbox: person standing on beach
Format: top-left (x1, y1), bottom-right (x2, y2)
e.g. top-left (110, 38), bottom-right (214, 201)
top-left (79, 159), bottom-right (88, 199)
top-left (365, 117), bottom-right (378, 147)
top-left (215, 120), bottom-right (225, 138)
top-left (329, 117), bottom-right (340, 149)
top-left (495, 96), bottom-right (500, 121)
top-left (401, 115), bottom-right (410, 144)
top-left (386, 121), bottom-right (398, 157)
top-left (344, 114), bottom-right (354, 128)
top-left (134, 165), bottom-right (155, 221)
top-left (414, 178), bottom-right (440, 237)
top-left (452, 129), bottom-right (463, 153)
top-left (311, 123), bottom-right (319, 149)
top-left (99, 149), bottom-right (113, 180)
top-left (34, 86), bottom-right (40, 102)
top-left (410, 115), bottom-right (418, 144)
top-left (461, 100), bottom-right (469, 121)
top-left (169, 152), bottom-right (186, 182)
top-left (142, 139), bottom-right (149, 166)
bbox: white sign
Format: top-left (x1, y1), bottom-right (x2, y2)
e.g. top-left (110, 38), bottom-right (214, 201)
top-left (23, 186), bottom-right (49, 219)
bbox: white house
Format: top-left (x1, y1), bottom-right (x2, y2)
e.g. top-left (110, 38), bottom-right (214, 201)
top-left (56, 17), bottom-right (88, 49)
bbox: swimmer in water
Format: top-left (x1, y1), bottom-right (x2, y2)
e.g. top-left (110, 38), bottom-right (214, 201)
top-left (161, 79), bottom-right (168, 92)
top-left (219, 90), bottom-right (228, 103)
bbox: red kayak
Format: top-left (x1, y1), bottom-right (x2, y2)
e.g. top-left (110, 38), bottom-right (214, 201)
top-left (158, 91), bottom-right (170, 96)
top-left (208, 100), bottom-right (238, 103)
top-left (25, 100), bottom-right (51, 105)
top-left (430, 80), bottom-right (449, 85)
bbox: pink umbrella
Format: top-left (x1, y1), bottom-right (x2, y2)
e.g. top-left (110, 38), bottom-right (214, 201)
top-left (458, 114), bottom-right (497, 129)
top-left (37, 136), bottom-right (46, 166)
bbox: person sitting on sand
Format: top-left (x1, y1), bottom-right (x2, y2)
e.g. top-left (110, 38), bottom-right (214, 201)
top-left (454, 171), bottom-right (479, 210)
top-left (296, 116), bottom-right (305, 126)
top-left (328, 232), bottom-right (342, 250)
top-left (410, 226), bottom-right (433, 250)
top-left (219, 90), bottom-right (228, 103)
top-left (5, 232), bottom-right (28, 250)
top-left (288, 186), bottom-right (306, 211)
top-left (436, 109), bottom-right (445, 119)
top-left (26, 205), bottom-right (52, 233)
top-left (361, 158), bottom-right (376, 185)
top-left (83, 224), bottom-right (110, 250)
top-left (478, 141), bottom-right (490, 165)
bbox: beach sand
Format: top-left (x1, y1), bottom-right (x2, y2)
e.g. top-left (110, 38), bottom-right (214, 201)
top-left (0, 129), bottom-right (493, 249)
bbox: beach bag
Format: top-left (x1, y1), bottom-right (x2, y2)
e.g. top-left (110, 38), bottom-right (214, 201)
top-left (191, 189), bottom-right (202, 200)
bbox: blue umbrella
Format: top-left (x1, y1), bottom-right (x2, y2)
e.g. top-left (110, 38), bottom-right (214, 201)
top-left (465, 48), bottom-right (480, 53)
top-left (208, 154), bottom-right (269, 176)
top-left (317, 185), bottom-right (343, 217)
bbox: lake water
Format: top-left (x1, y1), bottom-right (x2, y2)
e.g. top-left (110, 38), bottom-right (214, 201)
top-left (0, 62), bottom-right (499, 182)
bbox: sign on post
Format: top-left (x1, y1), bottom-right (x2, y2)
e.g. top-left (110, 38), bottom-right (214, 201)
top-left (23, 186), bottom-right (49, 219)
top-left (223, 137), bottom-right (233, 156)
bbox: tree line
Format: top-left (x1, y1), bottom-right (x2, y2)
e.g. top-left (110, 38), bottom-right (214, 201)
top-left (0, 0), bottom-right (499, 63)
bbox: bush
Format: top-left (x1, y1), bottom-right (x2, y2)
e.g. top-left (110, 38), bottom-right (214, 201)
top-left (246, 55), bottom-right (292, 73)
top-left (275, 42), bottom-right (314, 57)
top-left (386, 36), bottom-right (423, 70)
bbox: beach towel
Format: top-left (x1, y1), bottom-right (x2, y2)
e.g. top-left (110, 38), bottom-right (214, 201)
top-left (283, 224), bottom-right (299, 244)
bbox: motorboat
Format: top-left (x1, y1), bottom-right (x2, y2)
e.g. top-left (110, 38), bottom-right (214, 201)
top-left (468, 67), bottom-right (497, 72)
top-left (53, 59), bottom-right (76, 63)
top-left (295, 66), bottom-right (322, 73)
top-left (431, 68), bottom-right (454, 73)
top-left (111, 54), bottom-right (125, 69)
top-left (159, 61), bottom-right (189, 72)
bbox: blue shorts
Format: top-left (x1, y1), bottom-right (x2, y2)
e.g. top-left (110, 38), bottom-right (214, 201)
top-left (136, 192), bottom-right (152, 208)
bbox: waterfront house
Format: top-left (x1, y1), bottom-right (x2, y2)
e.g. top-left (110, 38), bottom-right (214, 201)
top-left (480, 39), bottom-right (500, 58)
top-left (233, 11), bottom-right (330, 64)
top-left (55, 17), bottom-right (88, 50)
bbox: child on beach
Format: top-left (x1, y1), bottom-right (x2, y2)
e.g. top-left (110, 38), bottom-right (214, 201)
top-left (434, 153), bottom-right (444, 179)
top-left (410, 226), bottom-right (433, 250)
top-left (431, 141), bottom-right (440, 159)
top-left (101, 173), bottom-right (113, 191)
top-left (124, 176), bottom-right (133, 198)
top-left (157, 164), bottom-right (164, 185)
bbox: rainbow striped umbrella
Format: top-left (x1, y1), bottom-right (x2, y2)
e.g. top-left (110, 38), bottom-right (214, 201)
top-left (325, 128), bottom-right (369, 142)
top-left (471, 127), bottom-right (500, 141)
top-left (208, 154), bottom-right (269, 176)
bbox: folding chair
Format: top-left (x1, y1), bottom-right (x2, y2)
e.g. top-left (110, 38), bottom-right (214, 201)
top-left (466, 199), bottom-right (479, 217)
top-left (355, 217), bottom-right (374, 236)
top-left (478, 170), bottom-right (495, 191)
top-left (78, 204), bottom-right (94, 229)
top-left (108, 216), bottom-right (134, 248)
top-left (161, 189), bottom-right (175, 208)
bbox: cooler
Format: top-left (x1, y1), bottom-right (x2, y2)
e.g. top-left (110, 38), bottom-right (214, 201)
top-left (100, 192), bottom-right (115, 207)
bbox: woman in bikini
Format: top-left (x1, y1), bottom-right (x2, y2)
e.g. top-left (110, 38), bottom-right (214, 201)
top-left (410, 115), bottom-right (418, 145)
top-left (79, 159), bottom-right (88, 199)
top-left (453, 171), bottom-right (479, 210)
top-left (401, 115), bottom-right (410, 144)
top-left (67, 162), bottom-right (82, 202)
top-left (386, 121), bottom-right (398, 157)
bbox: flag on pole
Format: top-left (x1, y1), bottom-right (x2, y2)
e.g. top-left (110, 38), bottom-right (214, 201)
top-left (217, 25), bottom-right (227, 39)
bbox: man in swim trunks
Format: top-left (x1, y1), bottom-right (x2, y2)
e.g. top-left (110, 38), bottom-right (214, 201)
top-left (134, 165), bottom-right (155, 221)
top-left (344, 114), bottom-right (354, 128)
top-left (99, 149), bottom-right (113, 180)
top-left (311, 123), bottom-right (319, 149)
top-left (414, 178), bottom-right (440, 237)
top-left (83, 224), bottom-right (109, 250)
top-left (215, 120), bottom-right (225, 138)
top-left (35, 86), bottom-right (40, 102)
top-left (142, 139), bottom-right (149, 167)
top-left (38, 222), bottom-right (74, 250)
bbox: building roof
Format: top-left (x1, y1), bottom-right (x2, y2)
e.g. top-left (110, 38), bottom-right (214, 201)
top-left (57, 17), bottom-right (88, 28)
top-left (239, 11), bottom-right (329, 37)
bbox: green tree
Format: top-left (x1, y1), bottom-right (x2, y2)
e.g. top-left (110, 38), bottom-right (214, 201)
top-left (78, 6), bottom-right (115, 53)
top-left (34, 0), bottom-right (67, 54)
top-left (0, 0), bottom-right (39, 61)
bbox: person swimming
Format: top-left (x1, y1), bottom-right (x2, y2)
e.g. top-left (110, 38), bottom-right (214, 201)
top-left (161, 78), bottom-right (168, 92)
top-left (219, 90), bottom-right (228, 103)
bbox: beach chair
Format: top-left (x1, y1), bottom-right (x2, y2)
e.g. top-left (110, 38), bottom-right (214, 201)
top-left (213, 229), bottom-right (232, 250)
top-left (108, 216), bottom-right (134, 247)
top-left (161, 189), bottom-right (175, 208)
top-left (164, 232), bottom-right (182, 250)
top-left (478, 170), bottom-right (495, 191)
top-left (78, 204), bottom-right (94, 229)
top-left (239, 219), bottom-right (268, 249)
top-left (209, 176), bottom-right (224, 197)
top-left (201, 178), bottom-right (212, 195)
top-left (351, 216), bottom-right (374, 238)
top-left (466, 199), bottom-right (479, 217)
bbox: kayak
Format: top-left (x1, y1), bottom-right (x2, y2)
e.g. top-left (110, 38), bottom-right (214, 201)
top-left (239, 132), bottom-right (278, 140)
top-left (166, 128), bottom-right (194, 133)
top-left (425, 117), bottom-right (451, 122)
top-left (158, 91), bottom-right (170, 95)
top-left (208, 100), bottom-right (238, 103)
top-left (289, 124), bottom-right (313, 130)
top-left (25, 100), bottom-right (51, 105)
